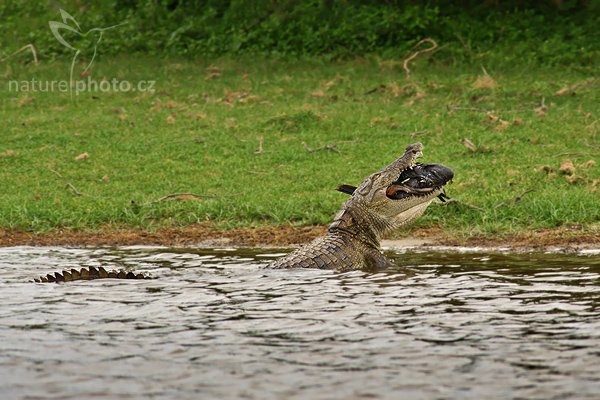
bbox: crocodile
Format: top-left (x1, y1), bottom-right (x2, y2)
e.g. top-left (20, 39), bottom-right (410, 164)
top-left (33, 142), bottom-right (452, 282)
top-left (33, 266), bottom-right (150, 283)
top-left (270, 142), bottom-right (453, 271)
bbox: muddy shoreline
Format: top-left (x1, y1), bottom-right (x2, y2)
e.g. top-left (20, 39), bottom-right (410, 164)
top-left (1, 224), bottom-right (598, 251)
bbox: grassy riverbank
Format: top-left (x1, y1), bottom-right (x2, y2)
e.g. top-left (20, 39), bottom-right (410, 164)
top-left (1, 57), bottom-right (599, 238)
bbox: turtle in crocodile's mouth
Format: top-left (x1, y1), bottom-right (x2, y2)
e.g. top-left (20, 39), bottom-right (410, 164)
top-left (386, 163), bottom-right (453, 200)
top-left (337, 162), bottom-right (453, 201)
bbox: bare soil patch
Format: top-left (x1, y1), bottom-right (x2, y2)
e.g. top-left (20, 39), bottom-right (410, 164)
top-left (0, 224), bottom-right (598, 251)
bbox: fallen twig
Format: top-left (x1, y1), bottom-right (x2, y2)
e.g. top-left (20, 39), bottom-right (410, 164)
top-left (534, 96), bottom-right (547, 116)
top-left (495, 189), bottom-right (536, 209)
top-left (409, 130), bottom-right (430, 138)
top-left (364, 84), bottom-right (386, 95)
top-left (65, 182), bottom-right (83, 196)
top-left (513, 189), bottom-right (535, 203)
top-left (153, 193), bottom-right (214, 203)
top-left (462, 138), bottom-right (477, 152)
top-left (1, 44), bottom-right (38, 65)
top-left (403, 38), bottom-right (438, 79)
top-left (448, 106), bottom-right (491, 113)
top-left (255, 136), bottom-right (264, 154)
top-left (553, 152), bottom-right (598, 157)
top-left (47, 167), bottom-right (62, 178)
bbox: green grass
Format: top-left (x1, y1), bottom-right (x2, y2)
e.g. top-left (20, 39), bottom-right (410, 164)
top-left (1, 56), bottom-right (599, 235)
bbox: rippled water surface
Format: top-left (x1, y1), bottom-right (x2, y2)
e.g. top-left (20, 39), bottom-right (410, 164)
top-left (1, 246), bottom-right (600, 399)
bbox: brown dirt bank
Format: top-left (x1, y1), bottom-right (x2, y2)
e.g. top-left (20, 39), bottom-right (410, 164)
top-left (0, 224), bottom-right (598, 250)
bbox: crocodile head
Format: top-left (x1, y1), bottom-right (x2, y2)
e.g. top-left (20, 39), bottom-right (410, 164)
top-left (334, 143), bottom-right (453, 239)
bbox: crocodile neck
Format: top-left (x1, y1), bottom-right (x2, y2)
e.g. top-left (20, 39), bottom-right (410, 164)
top-left (328, 200), bottom-right (387, 251)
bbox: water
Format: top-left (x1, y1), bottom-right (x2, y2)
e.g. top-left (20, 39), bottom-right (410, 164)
top-left (1, 246), bottom-right (600, 400)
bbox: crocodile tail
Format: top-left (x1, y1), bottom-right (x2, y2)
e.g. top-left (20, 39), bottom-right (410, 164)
top-left (33, 266), bottom-right (151, 283)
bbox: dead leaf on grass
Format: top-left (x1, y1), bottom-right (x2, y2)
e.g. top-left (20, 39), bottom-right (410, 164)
top-left (205, 72), bottom-right (221, 80)
top-left (473, 74), bottom-right (496, 90)
top-left (166, 115), bottom-right (176, 125)
top-left (486, 112), bottom-right (510, 131)
top-left (470, 95), bottom-right (488, 103)
top-left (101, 175), bottom-right (110, 182)
top-left (580, 160), bottom-right (596, 168)
top-left (565, 175), bottom-right (584, 184)
top-left (190, 112), bottom-right (207, 119)
top-left (206, 65), bottom-right (222, 73)
top-left (75, 152), bottom-right (89, 161)
top-left (534, 97), bottom-right (547, 117)
top-left (559, 160), bottom-right (575, 175)
top-left (512, 118), bottom-right (523, 126)
top-left (238, 94), bottom-right (260, 104)
top-left (324, 75), bottom-right (344, 90)
top-left (0, 149), bottom-right (17, 158)
top-left (311, 90), bottom-right (325, 98)
top-left (149, 103), bottom-right (161, 113)
top-left (494, 120), bottom-right (510, 132)
top-left (554, 87), bottom-right (571, 97)
top-left (487, 113), bottom-right (500, 123)
top-left (18, 95), bottom-right (33, 107)
top-left (462, 138), bottom-right (478, 152)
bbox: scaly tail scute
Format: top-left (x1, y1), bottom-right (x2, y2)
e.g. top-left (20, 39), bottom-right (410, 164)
top-left (33, 266), bottom-right (150, 283)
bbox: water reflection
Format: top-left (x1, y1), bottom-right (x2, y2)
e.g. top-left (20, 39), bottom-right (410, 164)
top-left (1, 246), bottom-right (599, 399)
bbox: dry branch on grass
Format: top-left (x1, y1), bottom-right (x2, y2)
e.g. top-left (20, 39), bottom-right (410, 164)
top-left (65, 182), bottom-right (84, 197)
top-left (409, 130), bottom-right (430, 138)
top-left (495, 189), bottom-right (536, 208)
top-left (403, 38), bottom-right (438, 79)
top-left (553, 152), bottom-right (597, 157)
top-left (1, 44), bottom-right (39, 65)
top-left (255, 136), bottom-right (264, 154)
top-left (47, 168), bottom-right (62, 178)
top-left (448, 106), bottom-right (491, 113)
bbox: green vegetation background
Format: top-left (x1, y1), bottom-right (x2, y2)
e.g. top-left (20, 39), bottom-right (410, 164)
top-left (1, 0), bottom-right (598, 65)
top-left (0, 1), bottom-right (598, 235)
